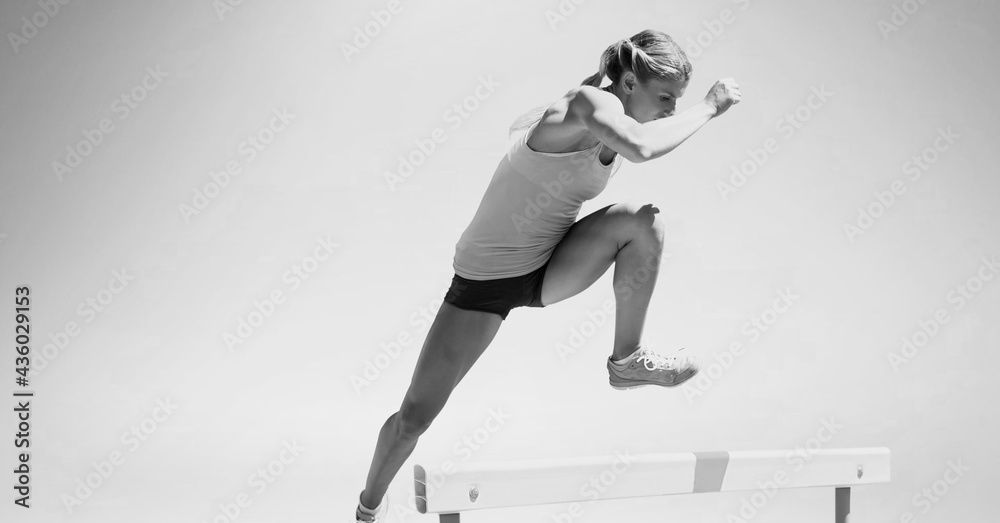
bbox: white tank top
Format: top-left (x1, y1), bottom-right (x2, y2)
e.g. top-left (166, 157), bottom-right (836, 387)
top-left (452, 120), bottom-right (624, 280)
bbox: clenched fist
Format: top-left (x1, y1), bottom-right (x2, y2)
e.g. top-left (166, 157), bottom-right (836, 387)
top-left (704, 78), bottom-right (741, 117)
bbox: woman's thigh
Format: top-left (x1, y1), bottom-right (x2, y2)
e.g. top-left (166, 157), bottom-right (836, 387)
top-left (399, 301), bottom-right (504, 423)
top-left (539, 201), bottom-right (662, 307)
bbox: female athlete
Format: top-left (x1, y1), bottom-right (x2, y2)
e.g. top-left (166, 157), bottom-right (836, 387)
top-left (355, 28), bottom-right (741, 522)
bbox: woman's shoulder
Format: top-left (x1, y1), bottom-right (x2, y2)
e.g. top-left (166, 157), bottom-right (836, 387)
top-left (526, 87), bottom-right (614, 154)
top-left (554, 85), bottom-right (623, 139)
top-left (567, 84), bottom-right (618, 113)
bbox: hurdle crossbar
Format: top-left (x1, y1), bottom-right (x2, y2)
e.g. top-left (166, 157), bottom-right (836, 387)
top-left (414, 447), bottom-right (890, 523)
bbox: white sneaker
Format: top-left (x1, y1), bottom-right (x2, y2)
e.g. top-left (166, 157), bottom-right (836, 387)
top-left (607, 346), bottom-right (699, 390)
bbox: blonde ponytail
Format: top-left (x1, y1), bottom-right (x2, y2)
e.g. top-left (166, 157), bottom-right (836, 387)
top-left (508, 30), bottom-right (691, 139)
top-left (508, 41), bottom-right (616, 138)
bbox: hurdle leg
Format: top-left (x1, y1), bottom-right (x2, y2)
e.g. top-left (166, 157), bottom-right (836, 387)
top-left (835, 487), bottom-right (850, 523)
top-left (440, 513), bottom-right (460, 523)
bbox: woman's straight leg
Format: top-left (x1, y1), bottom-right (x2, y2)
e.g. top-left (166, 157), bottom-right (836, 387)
top-left (360, 301), bottom-right (504, 508)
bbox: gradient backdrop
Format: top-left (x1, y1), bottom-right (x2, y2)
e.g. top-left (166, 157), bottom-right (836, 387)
top-left (1, 0), bottom-right (997, 522)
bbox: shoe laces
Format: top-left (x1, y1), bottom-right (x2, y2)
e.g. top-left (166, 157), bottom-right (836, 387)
top-left (634, 347), bottom-right (688, 371)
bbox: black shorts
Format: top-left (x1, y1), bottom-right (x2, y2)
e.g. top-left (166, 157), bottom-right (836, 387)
top-left (443, 262), bottom-right (549, 320)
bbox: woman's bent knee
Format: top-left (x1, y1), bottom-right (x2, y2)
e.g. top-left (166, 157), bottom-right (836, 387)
top-left (617, 201), bottom-right (665, 243)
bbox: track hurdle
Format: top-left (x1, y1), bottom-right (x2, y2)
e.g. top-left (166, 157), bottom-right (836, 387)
top-left (415, 447), bottom-right (890, 523)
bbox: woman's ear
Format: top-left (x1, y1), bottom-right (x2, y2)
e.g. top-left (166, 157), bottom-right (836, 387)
top-left (620, 71), bottom-right (638, 95)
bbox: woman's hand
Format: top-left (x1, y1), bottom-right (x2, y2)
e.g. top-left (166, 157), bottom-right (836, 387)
top-left (704, 78), bottom-right (741, 117)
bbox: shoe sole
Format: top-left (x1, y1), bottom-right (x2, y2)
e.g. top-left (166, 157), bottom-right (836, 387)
top-left (608, 369), bottom-right (699, 390)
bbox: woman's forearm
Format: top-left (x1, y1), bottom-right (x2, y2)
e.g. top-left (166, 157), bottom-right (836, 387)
top-left (634, 100), bottom-right (716, 161)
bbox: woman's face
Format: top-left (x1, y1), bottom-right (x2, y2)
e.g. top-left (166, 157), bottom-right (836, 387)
top-left (614, 73), bottom-right (689, 124)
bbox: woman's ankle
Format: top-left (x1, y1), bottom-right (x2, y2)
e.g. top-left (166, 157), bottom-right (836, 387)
top-left (358, 490), bottom-right (382, 514)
